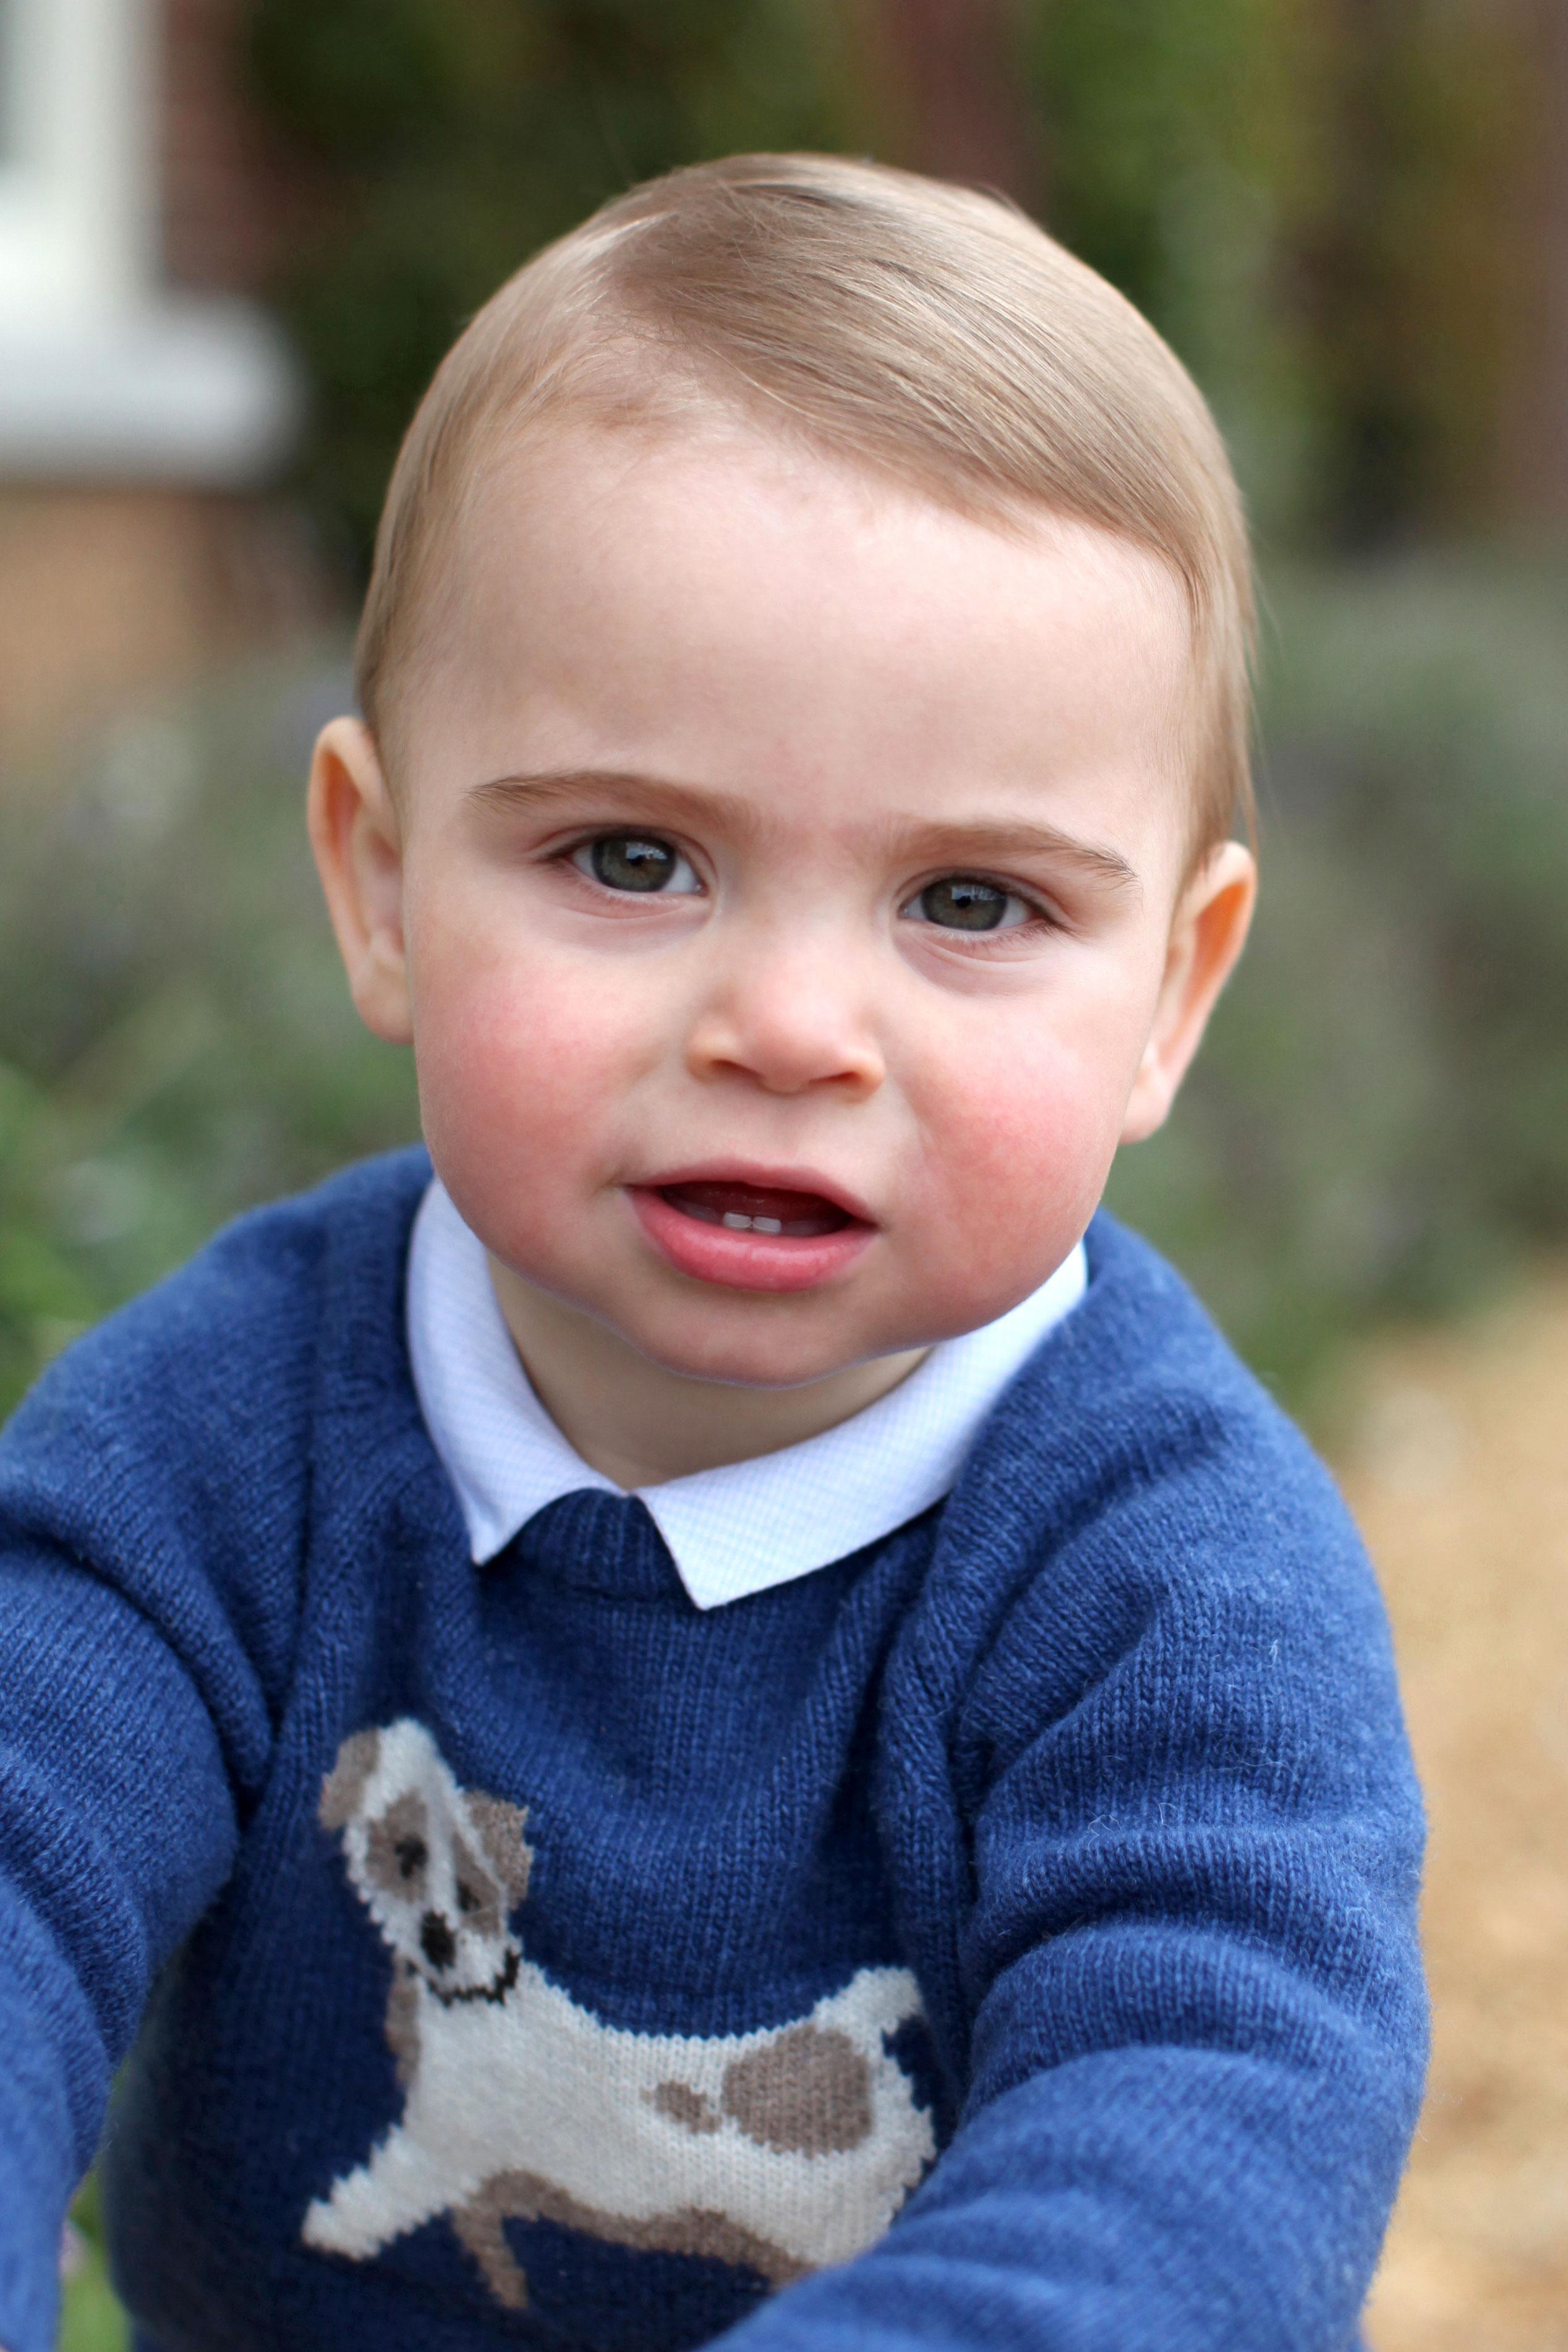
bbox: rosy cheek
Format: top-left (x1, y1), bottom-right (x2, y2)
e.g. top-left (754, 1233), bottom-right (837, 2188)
top-left (914, 1041), bottom-right (1123, 1289)
top-left (410, 949), bottom-right (631, 1234)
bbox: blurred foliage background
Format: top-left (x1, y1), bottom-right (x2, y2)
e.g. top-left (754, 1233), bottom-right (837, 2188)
top-left (4, 0), bottom-right (1565, 2343)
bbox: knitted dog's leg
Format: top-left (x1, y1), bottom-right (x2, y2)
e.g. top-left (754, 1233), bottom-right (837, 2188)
top-left (451, 2178), bottom-right (531, 2309)
top-left (302, 2124), bottom-right (451, 2261)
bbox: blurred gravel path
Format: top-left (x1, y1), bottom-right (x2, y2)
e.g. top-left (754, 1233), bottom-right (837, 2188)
top-left (1346, 1274), bottom-right (1568, 2348)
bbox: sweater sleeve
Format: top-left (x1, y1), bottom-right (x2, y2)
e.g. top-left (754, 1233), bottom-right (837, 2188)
top-left (0, 1536), bottom-right (240, 2352)
top-left (0, 1222), bottom-right (317, 2352)
top-left (717, 1412), bottom-right (1428, 2352)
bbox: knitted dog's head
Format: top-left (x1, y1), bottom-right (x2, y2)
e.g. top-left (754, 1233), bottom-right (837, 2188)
top-left (320, 1720), bottom-right (532, 2001)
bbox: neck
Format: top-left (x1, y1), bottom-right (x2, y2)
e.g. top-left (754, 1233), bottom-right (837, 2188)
top-left (485, 1259), bottom-right (927, 1489)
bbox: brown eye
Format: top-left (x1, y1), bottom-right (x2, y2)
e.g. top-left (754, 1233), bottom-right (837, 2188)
top-left (394, 1836), bottom-right (428, 1880)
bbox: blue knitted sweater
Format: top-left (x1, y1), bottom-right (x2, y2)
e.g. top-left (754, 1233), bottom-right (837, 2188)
top-left (0, 1149), bottom-right (1425, 2352)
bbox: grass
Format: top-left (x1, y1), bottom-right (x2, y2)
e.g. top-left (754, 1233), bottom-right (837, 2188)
top-left (60, 2182), bottom-right (124, 2352)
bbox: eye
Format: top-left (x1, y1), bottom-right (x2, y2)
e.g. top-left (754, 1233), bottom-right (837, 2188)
top-left (902, 876), bottom-right (1037, 934)
top-left (572, 833), bottom-right (702, 895)
top-left (456, 1880), bottom-right (482, 1915)
top-left (394, 1836), bottom-right (428, 1880)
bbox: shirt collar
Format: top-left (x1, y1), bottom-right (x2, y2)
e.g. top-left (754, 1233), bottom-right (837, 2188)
top-left (407, 1177), bottom-right (1086, 1611)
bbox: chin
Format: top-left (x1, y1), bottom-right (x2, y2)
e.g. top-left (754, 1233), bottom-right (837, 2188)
top-left (609, 1302), bottom-right (889, 1393)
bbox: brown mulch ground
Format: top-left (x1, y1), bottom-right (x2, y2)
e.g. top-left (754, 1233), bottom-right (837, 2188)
top-left (1341, 1274), bottom-right (1568, 2349)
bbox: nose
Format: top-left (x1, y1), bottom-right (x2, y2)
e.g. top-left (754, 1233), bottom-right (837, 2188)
top-left (684, 930), bottom-right (884, 1101)
top-left (420, 1910), bottom-right (457, 1970)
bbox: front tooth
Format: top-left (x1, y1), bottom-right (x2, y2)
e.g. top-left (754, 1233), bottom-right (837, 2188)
top-left (752, 1216), bottom-right (783, 1235)
top-left (722, 1212), bottom-right (753, 1230)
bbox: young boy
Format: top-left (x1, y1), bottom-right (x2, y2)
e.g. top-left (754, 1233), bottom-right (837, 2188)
top-left (0, 155), bottom-right (1424, 2352)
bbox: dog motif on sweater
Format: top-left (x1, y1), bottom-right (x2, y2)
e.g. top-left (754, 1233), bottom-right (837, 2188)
top-left (304, 1719), bottom-right (935, 2309)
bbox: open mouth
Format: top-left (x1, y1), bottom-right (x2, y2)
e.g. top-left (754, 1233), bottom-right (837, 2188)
top-left (627, 1170), bottom-right (876, 1292)
top-left (656, 1180), bottom-right (854, 1240)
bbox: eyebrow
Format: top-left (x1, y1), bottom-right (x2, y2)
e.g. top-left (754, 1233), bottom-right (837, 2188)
top-left (471, 769), bottom-right (764, 841)
top-left (879, 818), bottom-right (1141, 895)
top-left (470, 769), bottom-right (1142, 895)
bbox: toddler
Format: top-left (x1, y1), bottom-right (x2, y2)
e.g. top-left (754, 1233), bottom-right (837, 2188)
top-left (0, 155), bottom-right (1425, 2352)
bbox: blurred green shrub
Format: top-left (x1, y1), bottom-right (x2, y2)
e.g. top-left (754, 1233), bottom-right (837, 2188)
top-left (0, 663), bottom-right (418, 1420)
top-left (61, 2179), bottom-right (125, 2352)
top-left (1020, 0), bottom-right (1530, 543)
top-left (3, 559), bottom-right (1566, 1442)
top-left (1107, 554), bottom-right (1568, 1414)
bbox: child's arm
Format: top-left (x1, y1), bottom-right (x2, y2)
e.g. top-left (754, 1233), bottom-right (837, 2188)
top-left (719, 1425), bottom-right (1426, 2351)
top-left (0, 1224), bottom-right (312, 2352)
top-left (0, 1502), bottom-right (246, 2352)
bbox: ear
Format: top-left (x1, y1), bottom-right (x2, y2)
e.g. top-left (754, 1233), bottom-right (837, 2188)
top-left (467, 1793), bottom-right (533, 1904)
top-left (320, 1727), bottom-right (383, 1832)
top-left (1120, 840), bottom-right (1256, 1144)
top-left (307, 715), bottom-right (412, 1045)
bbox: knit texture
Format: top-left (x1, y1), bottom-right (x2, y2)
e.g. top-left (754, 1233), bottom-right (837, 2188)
top-left (0, 1149), bottom-right (1426, 2352)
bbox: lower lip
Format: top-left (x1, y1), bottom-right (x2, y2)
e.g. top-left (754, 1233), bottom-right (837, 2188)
top-left (626, 1187), bottom-right (877, 1293)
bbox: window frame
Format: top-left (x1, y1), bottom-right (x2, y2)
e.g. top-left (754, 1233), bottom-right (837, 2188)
top-left (0, 0), bottom-right (300, 484)
top-left (0, 0), bottom-right (152, 332)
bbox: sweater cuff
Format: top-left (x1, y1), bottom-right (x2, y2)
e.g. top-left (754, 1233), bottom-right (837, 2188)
top-left (0, 2097), bottom-right (75, 2352)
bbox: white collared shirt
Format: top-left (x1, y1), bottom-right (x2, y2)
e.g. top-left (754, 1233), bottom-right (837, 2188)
top-left (407, 1178), bottom-right (1086, 1612)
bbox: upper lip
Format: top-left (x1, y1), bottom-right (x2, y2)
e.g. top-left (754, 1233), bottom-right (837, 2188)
top-left (631, 1161), bottom-right (879, 1227)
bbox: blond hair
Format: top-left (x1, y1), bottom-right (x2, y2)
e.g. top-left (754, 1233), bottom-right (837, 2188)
top-left (357, 152), bottom-right (1255, 856)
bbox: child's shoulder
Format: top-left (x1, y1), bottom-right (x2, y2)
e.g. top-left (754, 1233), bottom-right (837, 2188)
top-left (901, 1216), bottom-right (1417, 1865)
top-left (997, 1206), bottom-right (1344, 1519)
top-left (0, 1145), bottom-right (431, 1534)
top-left (929, 1209), bottom-right (1386, 1700)
top-left (968, 1204), bottom-right (1316, 1458)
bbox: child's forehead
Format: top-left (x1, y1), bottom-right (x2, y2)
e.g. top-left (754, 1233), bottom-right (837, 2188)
top-left (468, 411), bottom-right (1183, 587)
top-left (442, 418), bottom-right (1193, 721)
